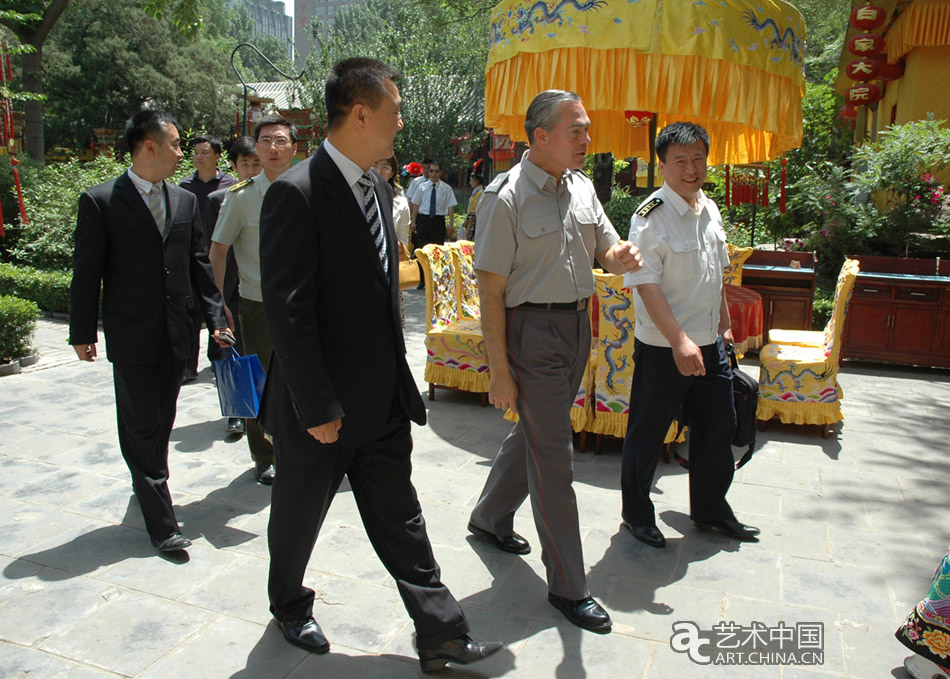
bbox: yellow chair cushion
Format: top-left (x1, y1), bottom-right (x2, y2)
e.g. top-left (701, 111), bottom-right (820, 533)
top-left (767, 328), bottom-right (824, 347)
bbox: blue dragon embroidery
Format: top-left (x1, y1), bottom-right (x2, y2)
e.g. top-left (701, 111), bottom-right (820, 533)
top-left (512, 0), bottom-right (607, 39)
top-left (600, 284), bottom-right (634, 391)
top-left (741, 9), bottom-right (804, 64)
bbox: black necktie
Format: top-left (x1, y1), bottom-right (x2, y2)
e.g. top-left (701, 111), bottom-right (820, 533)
top-left (357, 173), bottom-right (387, 273)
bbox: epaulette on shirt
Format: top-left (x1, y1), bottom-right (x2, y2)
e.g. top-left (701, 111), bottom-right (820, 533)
top-left (635, 197), bottom-right (663, 219)
top-left (228, 177), bottom-right (254, 192)
top-left (484, 171), bottom-right (509, 194)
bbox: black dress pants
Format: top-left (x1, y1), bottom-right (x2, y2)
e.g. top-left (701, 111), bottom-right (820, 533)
top-left (112, 344), bottom-right (184, 541)
top-left (267, 395), bottom-right (468, 649)
top-left (621, 337), bottom-right (737, 527)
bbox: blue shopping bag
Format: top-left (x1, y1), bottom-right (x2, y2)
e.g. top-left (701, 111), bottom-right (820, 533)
top-left (213, 347), bottom-right (267, 418)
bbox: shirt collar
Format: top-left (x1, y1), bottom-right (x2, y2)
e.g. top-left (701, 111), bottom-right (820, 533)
top-left (519, 151), bottom-right (561, 191)
top-left (254, 170), bottom-right (272, 196)
top-left (191, 169), bottom-right (224, 185)
top-left (128, 168), bottom-right (160, 194)
top-left (660, 183), bottom-right (711, 217)
top-left (323, 138), bottom-right (368, 190)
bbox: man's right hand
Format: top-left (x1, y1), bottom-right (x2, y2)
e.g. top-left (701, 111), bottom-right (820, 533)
top-left (73, 343), bottom-right (97, 362)
top-left (488, 370), bottom-right (519, 415)
top-left (672, 337), bottom-right (705, 377)
top-left (308, 419), bottom-right (342, 444)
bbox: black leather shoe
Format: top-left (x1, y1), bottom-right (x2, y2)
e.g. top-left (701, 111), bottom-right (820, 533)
top-left (547, 593), bottom-right (612, 633)
top-left (181, 368), bottom-right (198, 384)
top-left (622, 521), bottom-right (666, 548)
top-left (279, 617), bottom-right (330, 654)
top-left (152, 533), bottom-right (191, 552)
top-left (418, 635), bottom-right (503, 672)
top-left (416, 281), bottom-right (425, 290)
top-left (467, 521), bottom-right (531, 555)
top-left (693, 518), bottom-right (761, 541)
top-left (226, 418), bottom-right (245, 435)
top-left (255, 464), bottom-right (276, 485)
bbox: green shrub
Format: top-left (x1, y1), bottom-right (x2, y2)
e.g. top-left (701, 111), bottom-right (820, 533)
top-left (0, 294), bottom-right (39, 360)
top-left (603, 186), bottom-right (639, 240)
top-left (0, 262), bottom-right (72, 313)
top-left (812, 283), bottom-right (834, 329)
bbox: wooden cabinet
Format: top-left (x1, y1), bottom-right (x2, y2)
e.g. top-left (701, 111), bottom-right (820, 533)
top-left (842, 256), bottom-right (950, 368)
top-left (741, 250), bottom-right (817, 331)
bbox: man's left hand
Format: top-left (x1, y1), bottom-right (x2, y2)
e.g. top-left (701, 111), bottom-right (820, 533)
top-left (721, 327), bottom-right (734, 347)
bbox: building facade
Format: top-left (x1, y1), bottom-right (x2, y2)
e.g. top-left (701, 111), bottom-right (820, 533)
top-left (239, 0), bottom-right (293, 58)
top-left (294, 0), bottom-right (364, 69)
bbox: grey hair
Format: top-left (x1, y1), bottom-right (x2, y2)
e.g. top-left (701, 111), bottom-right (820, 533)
top-left (524, 90), bottom-right (582, 144)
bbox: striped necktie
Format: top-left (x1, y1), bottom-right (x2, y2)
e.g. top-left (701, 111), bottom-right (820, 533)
top-left (148, 183), bottom-right (165, 232)
top-left (357, 172), bottom-right (387, 274)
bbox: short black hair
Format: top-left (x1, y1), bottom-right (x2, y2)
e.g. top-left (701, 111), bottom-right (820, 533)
top-left (228, 136), bottom-right (257, 163)
top-left (470, 172), bottom-right (483, 185)
top-left (655, 122), bottom-right (710, 163)
top-left (193, 134), bottom-right (223, 155)
top-left (254, 115), bottom-right (297, 143)
top-left (126, 109), bottom-right (178, 157)
top-left (422, 158), bottom-right (433, 165)
top-left (428, 160), bottom-right (442, 171)
top-left (325, 57), bottom-right (401, 130)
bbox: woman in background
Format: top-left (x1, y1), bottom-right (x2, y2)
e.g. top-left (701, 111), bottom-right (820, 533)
top-left (372, 155), bottom-right (411, 327)
top-left (458, 170), bottom-right (484, 242)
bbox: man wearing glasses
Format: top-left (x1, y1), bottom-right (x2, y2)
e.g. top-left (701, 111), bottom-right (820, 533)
top-left (210, 115), bottom-right (298, 485)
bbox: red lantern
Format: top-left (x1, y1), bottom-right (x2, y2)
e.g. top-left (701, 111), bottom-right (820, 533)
top-left (848, 83), bottom-right (883, 105)
top-left (623, 110), bottom-right (653, 127)
top-left (848, 33), bottom-right (885, 56)
top-left (838, 103), bottom-right (858, 121)
top-left (846, 55), bottom-right (904, 81)
top-left (849, 4), bottom-right (887, 32)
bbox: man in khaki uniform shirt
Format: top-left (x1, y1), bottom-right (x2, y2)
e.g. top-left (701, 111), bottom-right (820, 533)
top-left (468, 90), bottom-right (642, 634)
top-left (210, 115), bottom-right (298, 484)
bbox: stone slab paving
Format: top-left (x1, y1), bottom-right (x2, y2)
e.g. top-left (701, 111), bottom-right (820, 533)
top-left (1, 290), bottom-right (947, 678)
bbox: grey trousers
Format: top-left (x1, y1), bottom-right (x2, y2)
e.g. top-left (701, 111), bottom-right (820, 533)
top-left (470, 306), bottom-right (591, 600)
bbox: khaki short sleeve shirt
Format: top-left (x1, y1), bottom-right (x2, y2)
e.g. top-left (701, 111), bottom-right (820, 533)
top-left (211, 172), bottom-right (272, 303)
top-left (474, 153), bottom-right (620, 309)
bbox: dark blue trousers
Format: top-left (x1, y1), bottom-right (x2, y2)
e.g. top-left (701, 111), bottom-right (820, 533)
top-left (621, 337), bottom-right (737, 527)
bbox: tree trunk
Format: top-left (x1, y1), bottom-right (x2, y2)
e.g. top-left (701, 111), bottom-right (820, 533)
top-left (21, 46), bottom-right (44, 163)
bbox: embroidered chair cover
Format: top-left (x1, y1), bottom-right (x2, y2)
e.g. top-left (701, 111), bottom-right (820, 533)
top-left (767, 258), bottom-right (858, 349)
top-left (756, 259), bottom-right (860, 427)
top-left (587, 271), bottom-right (682, 444)
top-left (416, 243), bottom-right (489, 395)
top-left (449, 240), bottom-right (480, 320)
top-left (724, 243), bottom-right (754, 286)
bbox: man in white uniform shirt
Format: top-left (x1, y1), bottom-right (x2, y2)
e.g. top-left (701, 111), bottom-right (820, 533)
top-left (620, 122), bottom-right (760, 549)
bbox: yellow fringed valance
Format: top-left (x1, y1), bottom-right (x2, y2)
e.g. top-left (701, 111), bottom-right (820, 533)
top-left (756, 399), bottom-right (843, 426)
top-left (887, 0), bottom-right (950, 63)
top-left (424, 363), bottom-right (490, 393)
top-left (485, 0), bottom-right (806, 165)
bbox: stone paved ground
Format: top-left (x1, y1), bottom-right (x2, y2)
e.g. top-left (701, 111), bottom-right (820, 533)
top-left (0, 290), bottom-right (947, 678)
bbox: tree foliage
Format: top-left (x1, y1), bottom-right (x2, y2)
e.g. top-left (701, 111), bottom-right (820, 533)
top-left (304, 0), bottom-right (489, 169)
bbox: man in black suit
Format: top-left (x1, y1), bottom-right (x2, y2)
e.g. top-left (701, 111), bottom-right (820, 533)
top-left (259, 58), bottom-right (502, 671)
top-left (69, 110), bottom-right (230, 553)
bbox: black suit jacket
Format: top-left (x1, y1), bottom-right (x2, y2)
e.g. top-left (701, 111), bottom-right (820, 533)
top-left (259, 145), bottom-right (426, 447)
top-left (69, 171), bottom-right (226, 365)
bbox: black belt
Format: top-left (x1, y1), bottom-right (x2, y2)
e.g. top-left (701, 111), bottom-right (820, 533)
top-left (517, 299), bottom-right (588, 311)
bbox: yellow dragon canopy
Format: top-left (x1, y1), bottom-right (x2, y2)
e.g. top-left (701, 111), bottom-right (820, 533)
top-left (485, 0), bottom-right (806, 165)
